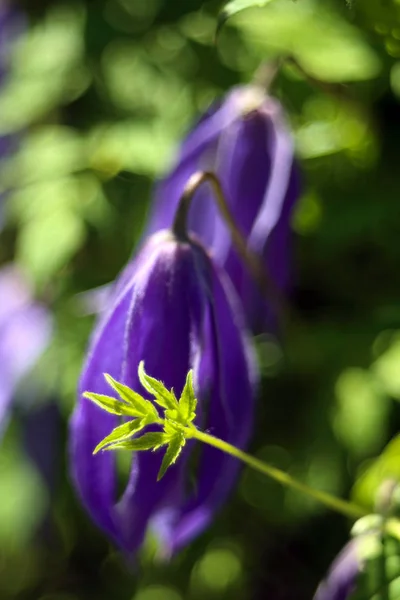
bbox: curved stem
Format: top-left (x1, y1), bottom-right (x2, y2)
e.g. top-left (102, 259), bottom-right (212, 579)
top-left (186, 426), bottom-right (367, 520)
top-left (172, 170), bottom-right (288, 327)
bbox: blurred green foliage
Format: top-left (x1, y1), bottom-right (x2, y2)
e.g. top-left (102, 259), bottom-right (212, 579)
top-left (2, 0), bottom-right (400, 598)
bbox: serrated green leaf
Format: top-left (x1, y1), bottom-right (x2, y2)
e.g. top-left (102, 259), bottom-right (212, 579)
top-left (165, 409), bottom-right (180, 421)
top-left (178, 370), bottom-right (197, 423)
top-left (106, 431), bottom-right (167, 452)
top-left (138, 361), bottom-right (178, 410)
top-left (158, 433), bottom-right (186, 481)
top-left (104, 373), bottom-right (159, 419)
top-left (164, 419), bottom-right (182, 436)
top-left (217, 0), bottom-right (273, 35)
top-left (93, 418), bottom-right (146, 454)
top-left (83, 392), bottom-right (139, 417)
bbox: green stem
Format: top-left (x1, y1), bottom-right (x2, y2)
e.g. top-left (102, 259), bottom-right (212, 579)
top-left (186, 426), bottom-right (367, 520)
top-left (172, 170), bottom-right (288, 329)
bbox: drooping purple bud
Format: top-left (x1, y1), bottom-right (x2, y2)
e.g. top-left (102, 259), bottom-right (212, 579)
top-left (145, 85), bottom-right (300, 331)
top-left (70, 229), bottom-right (257, 555)
top-left (0, 265), bottom-right (52, 438)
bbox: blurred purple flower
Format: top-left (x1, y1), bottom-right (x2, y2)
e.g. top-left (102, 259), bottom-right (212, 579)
top-left (0, 265), bottom-right (52, 437)
top-left (0, 4), bottom-right (22, 86)
top-left (313, 540), bottom-right (362, 600)
top-left (70, 230), bottom-right (257, 555)
top-left (0, 3), bottom-right (24, 230)
top-left (145, 85), bottom-right (300, 331)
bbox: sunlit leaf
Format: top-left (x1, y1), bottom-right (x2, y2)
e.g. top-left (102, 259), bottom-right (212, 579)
top-left (178, 370), bottom-right (197, 422)
top-left (0, 5), bottom-right (87, 134)
top-left (88, 121), bottom-right (176, 177)
top-left (333, 368), bottom-right (390, 458)
top-left (104, 373), bottom-right (159, 419)
top-left (373, 333), bottom-right (400, 400)
top-left (229, 0), bottom-right (381, 82)
top-left (158, 433), bottom-right (186, 480)
top-left (352, 436), bottom-right (400, 510)
top-left (138, 361), bottom-right (178, 410)
top-left (106, 432), bottom-right (167, 452)
top-left (16, 207), bottom-right (85, 286)
top-left (93, 419), bottom-right (146, 454)
top-left (164, 419), bottom-right (183, 437)
top-left (217, 0), bottom-right (274, 34)
top-left (0, 127), bottom-right (85, 187)
top-left (83, 392), bottom-right (139, 417)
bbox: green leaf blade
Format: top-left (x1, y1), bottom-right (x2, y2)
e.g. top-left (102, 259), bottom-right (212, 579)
top-left (104, 373), bottom-right (159, 419)
top-left (158, 434), bottom-right (186, 481)
top-left (178, 370), bottom-right (197, 423)
top-left (138, 361), bottom-right (178, 410)
top-left (217, 0), bottom-right (273, 35)
top-left (83, 392), bottom-right (139, 417)
top-left (106, 431), bottom-right (167, 452)
top-left (93, 418), bottom-right (146, 454)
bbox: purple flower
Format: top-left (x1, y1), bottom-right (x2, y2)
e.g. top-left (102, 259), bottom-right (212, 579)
top-left (0, 4), bottom-right (21, 84)
top-left (0, 4), bottom-right (24, 230)
top-left (145, 85), bottom-right (300, 331)
top-left (313, 540), bottom-right (363, 600)
top-left (0, 265), bottom-right (52, 437)
top-left (70, 229), bottom-right (257, 555)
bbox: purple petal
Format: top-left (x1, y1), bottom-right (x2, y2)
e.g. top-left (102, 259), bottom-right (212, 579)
top-left (314, 541), bottom-right (361, 600)
top-left (116, 239), bottom-right (206, 553)
top-left (153, 258), bottom-right (257, 554)
top-left (70, 286), bottom-right (135, 544)
top-left (248, 102), bottom-right (296, 253)
top-left (71, 233), bottom-right (206, 553)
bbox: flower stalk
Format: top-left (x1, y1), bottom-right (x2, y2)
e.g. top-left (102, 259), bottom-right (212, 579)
top-left (173, 170), bottom-right (289, 329)
top-left (184, 426), bottom-right (366, 520)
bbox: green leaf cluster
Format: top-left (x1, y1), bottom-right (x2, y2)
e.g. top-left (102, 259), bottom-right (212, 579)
top-left (83, 362), bottom-right (198, 480)
top-left (223, 0), bottom-right (380, 83)
top-left (217, 0), bottom-right (273, 34)
top-left (349, 515), bottom-right (400, 600)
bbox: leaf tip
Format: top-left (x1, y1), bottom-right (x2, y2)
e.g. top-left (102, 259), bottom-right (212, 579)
top-left (103, 372), bottom-right (113, 384)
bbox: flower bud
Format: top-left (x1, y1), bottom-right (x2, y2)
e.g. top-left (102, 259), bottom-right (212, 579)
top-left (146, 85), bottom-right (300, 331)
top-left (70, 230), bottom-right (257, 555)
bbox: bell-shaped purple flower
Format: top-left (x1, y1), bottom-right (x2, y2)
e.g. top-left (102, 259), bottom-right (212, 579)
top-left (70, 229), bottom-right (257, 555)
top-left (145, 85), bottom-right (300, 331)
top-left (0, 265), bottom-right (52, 438)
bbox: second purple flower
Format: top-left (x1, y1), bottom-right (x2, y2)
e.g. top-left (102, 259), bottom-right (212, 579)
top-left (146, 84), bottom-right (300, 331)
